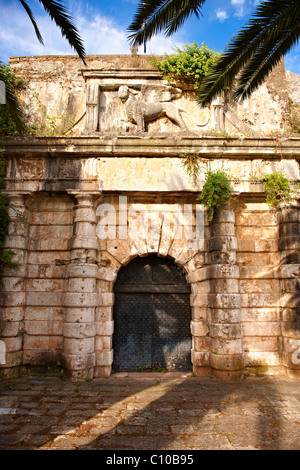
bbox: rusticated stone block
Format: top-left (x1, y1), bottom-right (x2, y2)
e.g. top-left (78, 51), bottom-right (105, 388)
top-left (70, 235), bottom-right (98, 250)
top-left (212, 209), bottom-right (235, 224)
top-left (241, 307), bottom-right (279, 322)
top-left (67, 277), bottom-right (97, 293)
top-left (208, 293), bottom-right (241, 309)
top-left (64, 292), bottom-right (99, 307)
top-left (190, 321), bottom-right (209, 337)
top-left (210, 353), bottom-right (243, 371)
top-left (0, 350), bottom-right (22, 367)
top-left (23, 335), bottom-right (63, 350)
top-left (209, 265), bottom-right (239, 279)
top-left (241, 293), bottom-right (279, 308)
top-left (191, 349), bottom-right (210, 367)
top-left (210, 323), bottom-right (242, 339)
top-left (192, 307), bottom-right (208, 322)
top-left (65, 307), bottom-right (95, 323)
top-left (244, 351), bottom-right (281, 366)
top-left (210, 223), bottom-right (235, 237)
top-left (26, 292), bottom-right (63, 307)
top-left (95, 349), bottom-right (113, 366)
top-left (95, 306), bottom-right (113, 322)
top-left (101, 293), bottom-right (115, 307)
top-left (0, 292), bottom-right (25, 307)
top-left (193, 336), bottom-right (210, 351)
top-left (0, 320), bottom-right (21, 337)
top-left (210, 250), bottom-right (236, 265)
top-left (63, 337), bottom-right (94, 355)
top-left (94, 365), bottom-right (112, 378)
top-left (95, 335), bottom-right (112, 351)
top-left (66, 263), bottom-right (98, 278)
top-left (211, 338), bottom-right (243, 355)
top-left (25, 320), bottom-right (63, 336)
top-left (280, 264), bottom-right (300, 279)
top-left (278, 236), bottom-right (300, 251)
top-left (280, 293), bottom-right (300, 309)
top-left (209, 236), bottom-right (237, 252)
top-left (209, 278), bottom-right (239, 293)
top-left (62, 353), bottom-right (95, 371)
top-left (63, 322), bottom-right (96, 339)
top-left (243, 322), bottom-right (281, 336)
top-left (243, 336), bottom-right (279, 352)
top-left (4, 337), bottom-right (23, 352)
top-left (209, 308), bottom-right (241, 324)
top-left (95, 321), bottom-right (114, 336)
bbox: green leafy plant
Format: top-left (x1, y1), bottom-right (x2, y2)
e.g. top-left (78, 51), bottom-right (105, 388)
top-left (198, 169), bottom-right (234, 221)
top-left (262, 172), bottom-right (293, 208)
top-left (152, 42), bottom-right (220, 90)
top-left (0, 63), bottom-right (26, 135)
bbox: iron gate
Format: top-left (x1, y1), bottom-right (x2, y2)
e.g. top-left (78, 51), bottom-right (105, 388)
top-left (113, 255), bottom-right (192, 372)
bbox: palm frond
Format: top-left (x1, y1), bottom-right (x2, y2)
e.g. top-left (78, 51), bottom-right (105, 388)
top-left (234, 21), bottom-right (300, 99)
top-left (38, 0), bottom-right (85, 64)
top-left (198, 0), bottom-right (300, 105)
top-left (128, 0), bottom-right (206, 46)
top-left (18, 0), bottom-right (44, 45)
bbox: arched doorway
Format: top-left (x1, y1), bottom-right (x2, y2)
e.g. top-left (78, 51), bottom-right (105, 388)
top-left (113, 255), bottom-right (192, 372)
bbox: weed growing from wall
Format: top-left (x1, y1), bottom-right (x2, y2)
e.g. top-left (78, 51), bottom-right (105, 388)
top-left (262, 172), bottom-right (293, 208)
top-left (198, 169), bottom-right (235, 221)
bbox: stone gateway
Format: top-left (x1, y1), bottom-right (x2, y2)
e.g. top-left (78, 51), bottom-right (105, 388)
top-left (0, 54), bottom-right (299, 382)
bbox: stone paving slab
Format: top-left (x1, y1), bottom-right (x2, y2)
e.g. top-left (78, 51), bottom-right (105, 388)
top-left (0, 373), bottom-right (299, 450)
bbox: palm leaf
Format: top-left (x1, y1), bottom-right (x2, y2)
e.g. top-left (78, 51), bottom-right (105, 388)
top-left (128, 0), bottom-right (206, 46)
top-left (19, 0), bottom-right (86, 64)
top-left (18, 0), bottom-right (44, 45)
top-left (198, 0), bottom-right (300, 105)
top-left (38, 0), bottom-right (86, 64)
top-left (234, 21), bottom-right (300, 99)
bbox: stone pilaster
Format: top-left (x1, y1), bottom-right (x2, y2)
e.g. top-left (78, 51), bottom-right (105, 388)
top-left (278, 200), bottom-right (300, 379)
top-left (63, 191), bottom-right (100, 381)
top-left (0, 192), bottom-right (31, 378)
top-left (208, 202), bottom-right (244, 381)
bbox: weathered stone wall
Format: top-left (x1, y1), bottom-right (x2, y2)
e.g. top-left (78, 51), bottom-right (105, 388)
top-left (9, 55), bottom-right (296, 137)
top-left (0, 55), bottom-right (299, 381)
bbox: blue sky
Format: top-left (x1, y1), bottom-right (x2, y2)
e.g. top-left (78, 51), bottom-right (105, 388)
top-left (0, 0), bottom-right (299, 74)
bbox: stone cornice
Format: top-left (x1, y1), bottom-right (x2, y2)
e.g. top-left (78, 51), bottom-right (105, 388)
top-left (2, 136), bottom-right (300, 159)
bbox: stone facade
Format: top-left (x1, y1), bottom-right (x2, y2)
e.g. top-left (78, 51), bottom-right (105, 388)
top-left (0, 55), bottom-right (299, 382)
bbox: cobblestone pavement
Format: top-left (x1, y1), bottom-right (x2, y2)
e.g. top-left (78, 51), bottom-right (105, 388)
top-left (0, 373), bottom-right (299, 450)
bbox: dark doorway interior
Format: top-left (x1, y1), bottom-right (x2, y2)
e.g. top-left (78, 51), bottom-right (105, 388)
top-left (113, 255), bottom-right (192, 372)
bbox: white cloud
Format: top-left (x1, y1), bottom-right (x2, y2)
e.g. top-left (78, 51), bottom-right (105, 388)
top-left (215, 9), bottom-right (228, 23)
top-left (231, 0), bottom-right (247, 18)
top-left (0, 1), bottom-right (184, 62)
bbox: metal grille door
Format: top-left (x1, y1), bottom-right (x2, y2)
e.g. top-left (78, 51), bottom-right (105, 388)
top-left (113, 255), bottom-right (191, 372)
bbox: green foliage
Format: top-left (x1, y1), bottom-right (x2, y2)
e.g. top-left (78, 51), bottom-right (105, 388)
top-left (0, 63), bottom-right (26, 135)
top-left (262, 172), bottom-right (293, 208)
top-left (152, 42), bottom-right (220, 90)
top-left (198, 169), bottom-right (234, 221)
